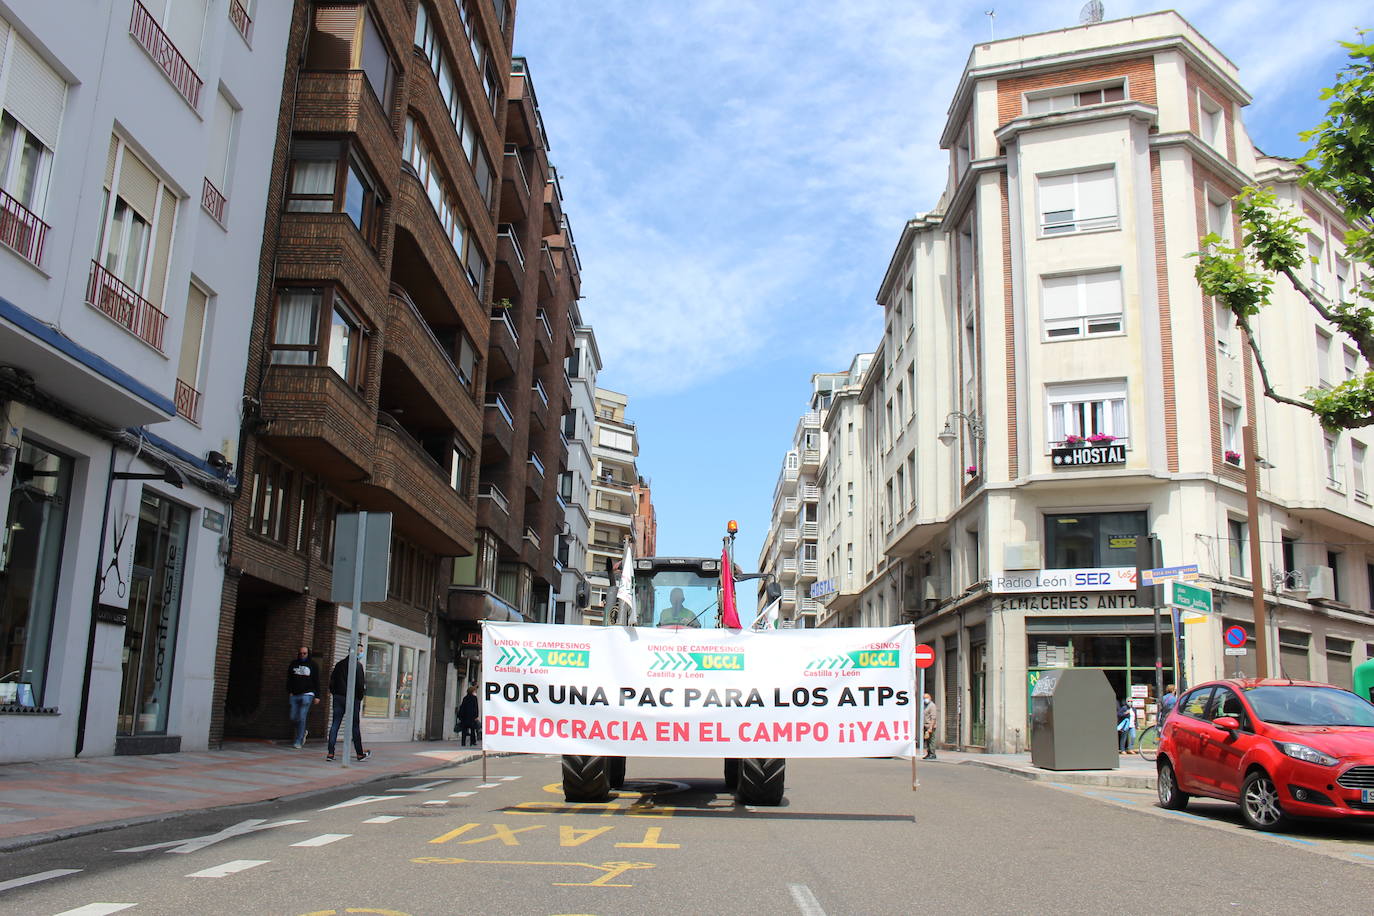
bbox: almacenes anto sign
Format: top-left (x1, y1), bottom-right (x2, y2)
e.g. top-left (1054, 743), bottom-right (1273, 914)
top-left (481, 621), bottom-right (917, 758)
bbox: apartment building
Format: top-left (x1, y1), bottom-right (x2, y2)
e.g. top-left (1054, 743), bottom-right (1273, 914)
top-left (215, 0), bottom-right (515, 748)
top-left (584, 387), bottom-right (653, 622)
top-left (0, 0), bottom-right (290, 762)
top-left (852, 11), bottom-right (1374, 753)
top-left (815, 353), bottom-right (874, 627)
top-left (555, 325), bottom-right (602, 625)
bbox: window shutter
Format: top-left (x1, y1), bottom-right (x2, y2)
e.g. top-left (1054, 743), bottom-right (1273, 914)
top-left (1083, 271), bottom-right (1122, 314)
top-left (207, 91), bottom-right (235, 187)
top-left (146, 186), bottom-right (177, 308)
top-left (178, 285), bottom-right (207, 384)
top-left (105, 134), bottom-right (119, 188)
top-left (118, 147), bottom-right (160, 220)
top-left (1039, 173), bottom-right (1073, 219)
top-left (1076, 169), bottom-right (1116, 221)
top-left (4, 33), bottom-right (66, 149)
top-left (359, 9), bottom-right (392, 108)
top-left (1041, 275), bottom-right (1079, 320)
top-left (307, 5), bottom-right (360, 70)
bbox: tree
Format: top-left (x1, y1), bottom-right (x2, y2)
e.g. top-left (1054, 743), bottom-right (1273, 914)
top-left (1193, 34), bottom-right (1374, 431)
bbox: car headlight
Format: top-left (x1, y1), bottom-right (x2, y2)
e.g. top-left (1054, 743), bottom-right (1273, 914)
top-left (1274, 741), bottom-right (1338, 766)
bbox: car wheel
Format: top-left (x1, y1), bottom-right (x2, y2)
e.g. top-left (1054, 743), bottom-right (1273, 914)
top-left (1241, 770), bottom-right (1288, 831)
top-left (1157, 760), bottom-right (1190, 810)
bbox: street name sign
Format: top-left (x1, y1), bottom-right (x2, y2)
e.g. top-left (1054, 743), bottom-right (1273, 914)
top-left (1141, 564), bottom-right (1200, 586)
top-left (1168, 579), bottom-right (1212, 615)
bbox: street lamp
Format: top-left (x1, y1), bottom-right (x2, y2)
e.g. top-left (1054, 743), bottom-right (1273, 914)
top-left (937, 411), bottom-right (984, 447)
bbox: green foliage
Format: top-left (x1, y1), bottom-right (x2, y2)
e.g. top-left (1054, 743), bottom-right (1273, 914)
top-left (1307, 374), bottom-right (1374, 432)
top-left (1298, 34), bottom-right (1374, 223)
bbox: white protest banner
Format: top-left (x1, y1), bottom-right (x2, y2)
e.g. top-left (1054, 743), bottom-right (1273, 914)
top-left (482, 622), bottom-right (916, 758)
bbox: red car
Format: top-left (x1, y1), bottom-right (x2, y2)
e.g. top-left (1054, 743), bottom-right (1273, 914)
top-left (1156, 677), bottom-right (1374, 830)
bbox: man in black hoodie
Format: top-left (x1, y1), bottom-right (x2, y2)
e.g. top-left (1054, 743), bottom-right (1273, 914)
top-left (327, 646), bottom-right (371, 762)
top-left (287, 646), bottom-right (320, 749)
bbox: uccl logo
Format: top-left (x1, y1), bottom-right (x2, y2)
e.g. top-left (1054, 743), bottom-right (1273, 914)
top-left (806, 650), bottom-right (900, 670)
top-left (650, 652), bottom-right (745, 671)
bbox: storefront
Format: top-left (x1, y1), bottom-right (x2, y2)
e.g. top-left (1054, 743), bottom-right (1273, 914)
top-left (335, 610), bottom-right (430, 742)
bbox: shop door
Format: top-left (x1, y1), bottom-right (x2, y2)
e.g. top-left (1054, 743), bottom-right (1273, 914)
top-left (942, 634), bottom-right (959, 745)
top-left (968, 639), bottom-right (987, 747)
top-left (116, 493), bottom-right (189, 735)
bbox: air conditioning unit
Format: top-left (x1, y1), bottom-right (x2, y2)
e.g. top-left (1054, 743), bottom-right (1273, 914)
top-left (922, 578), bottom-right (946, 602)
top-left (1301, 566), bottom-right (1334, 601)
top-left (1003, 541), bottom-right (1041, 571)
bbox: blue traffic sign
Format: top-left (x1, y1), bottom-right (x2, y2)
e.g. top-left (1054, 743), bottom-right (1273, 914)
top-left (1224, 625), bottom-right (1247, 647)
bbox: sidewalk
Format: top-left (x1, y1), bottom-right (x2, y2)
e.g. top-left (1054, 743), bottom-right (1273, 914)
top-left (0, 739), bottom-right (489, 851)
top-left (935, 748), bottom-right (1158, 789)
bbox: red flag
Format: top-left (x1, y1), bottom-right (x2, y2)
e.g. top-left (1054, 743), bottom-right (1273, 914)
top-left (721, 546), bottom-right (741, 628)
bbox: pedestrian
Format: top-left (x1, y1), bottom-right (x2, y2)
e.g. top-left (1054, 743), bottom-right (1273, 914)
top-left (328, 644), bottom-right (371, 762)
top-left (1159, 683), bottom-right (1178, 723)
top-left (286, 645), bottom-right (320, 749)
top-left (921, 692), bottom-right (938, 760)
top-left (457, 685), bottom-right (481, 747)
top-left (1117, 698), bottom-right (1136, 753)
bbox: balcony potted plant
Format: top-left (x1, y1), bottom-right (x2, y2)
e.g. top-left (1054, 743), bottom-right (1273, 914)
top-left (1062, 434), bottom-right (1085, 446)
top-left (966, 465), bottom-right (979, 477)
top-left (1225, 449), bottom-right (1242, 465)
top-left (1086, 433), bottom-right (1115, 445)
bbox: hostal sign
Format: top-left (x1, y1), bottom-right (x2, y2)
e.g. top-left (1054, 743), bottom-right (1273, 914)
top-left (1052, 443), bottom-right (1125, 467)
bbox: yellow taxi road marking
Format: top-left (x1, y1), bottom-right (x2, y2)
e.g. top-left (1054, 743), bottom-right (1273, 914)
top-left (559, 826), bottom-right (614, 847)
top-left (429, 823), bottom-right (544, 846)
top-left (410, 857), bottom-right (654, 888)
top-left (615, 827), bottom-right (679, 849)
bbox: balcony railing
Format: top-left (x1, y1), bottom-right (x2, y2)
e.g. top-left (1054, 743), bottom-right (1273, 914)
top-left (478, 482), bottom-right (509, 514)
top-left (174, 379), bottom-right (202, 423)
top-left (528, 451), bottom-right (545, 477)
top-left (490, 307), bottom-right (519, 343)
top-left (503, 145), bottom-right (529, 196)
top-left (532, 379), bottom-right (548, 409)
top-left (802, 485), bottom-right (820, 501)
top-left (523, 526), bottom-right (541, 550)
top-left (201, 177), bottom-right (226, 224)
top-left (0, 188), bottom-right (49, 266)
top-left (86, 260), bottom-right (168, 351)
top-left (228, 0), bottom-right (252, 44)
top-left (497, 222), bottom-right (525, 270)
top-left (130, 0), bottom-right (203, 109)
top-left (535, 308), bottom-right (553, 341)
top-left (484, 392), bottom-right (514, 428)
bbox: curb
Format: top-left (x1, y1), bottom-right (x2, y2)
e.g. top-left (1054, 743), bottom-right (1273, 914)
top-left (960, 757), bottom-right (1157, 790)
top-left (0, 750), bottom-right (522, 854)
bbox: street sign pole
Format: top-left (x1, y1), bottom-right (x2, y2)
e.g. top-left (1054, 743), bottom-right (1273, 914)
top-left (341, 511), bottom-right (368, 769)
top-left (1136, 536), bottom-right (1163, 720)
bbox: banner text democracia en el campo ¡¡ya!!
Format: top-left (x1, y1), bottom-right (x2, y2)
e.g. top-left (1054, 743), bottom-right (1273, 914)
top-left (481, 622), bottom-right (917, 757)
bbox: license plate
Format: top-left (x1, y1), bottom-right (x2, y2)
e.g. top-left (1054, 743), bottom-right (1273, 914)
top-left (1365, 789), bottom-right (1374, 804)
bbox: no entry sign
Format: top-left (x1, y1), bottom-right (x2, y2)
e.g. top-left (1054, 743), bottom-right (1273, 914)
top-left (1224, 625), bottom-right (1247, 647)
top-left (914, 644), bottom-right (935, 669)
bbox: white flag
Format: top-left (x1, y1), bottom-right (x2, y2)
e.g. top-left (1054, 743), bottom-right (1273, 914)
top-left (746, 597), bottom-right (781, 631)
top-left (616, 539), bottom-right (637, 625)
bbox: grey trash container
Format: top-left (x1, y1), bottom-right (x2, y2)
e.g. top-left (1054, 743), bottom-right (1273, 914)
top-left (1030, 668), bottom-right (1119, 770)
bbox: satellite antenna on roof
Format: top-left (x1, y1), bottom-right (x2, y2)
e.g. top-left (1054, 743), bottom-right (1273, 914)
top-left (1080, 0), bottom-right (1105, 23)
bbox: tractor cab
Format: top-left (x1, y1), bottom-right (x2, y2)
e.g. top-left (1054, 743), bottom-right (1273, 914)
top-left (631, 557), bottom-right (722, 628)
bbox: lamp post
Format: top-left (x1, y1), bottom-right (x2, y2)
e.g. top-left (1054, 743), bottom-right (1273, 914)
top-left (1244, 424), bottom-right (1270, 678)
top-left (937, 411), bottom-right (985, 477)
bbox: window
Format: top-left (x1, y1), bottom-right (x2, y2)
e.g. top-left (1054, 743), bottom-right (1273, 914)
top-left (250, 455), bottom-right (293, 543)
top-left (1325, 433), bottom-right (1341, 488)
top-left (1039, 168), bottom-right (1117, 235)
top-left (1047, 380), bottom-right (1128, 446)
top-left (1044, 511), bottom-right (1146, 569)
top-left (1353, 441), bottom-right (1368, 500)
top-left (306, 4), bottom-right (395, 111)
top-left (1198, 92), bottom-right (1224, 149)
top-left (1228, 518), bottom-right (1246, 577)
top-left (1328, 637), bottom-right (1354, 687)
top-left (1026, 82), bottom-right (1124, 114)
top-left (285, 140), bottom-right (382, 245)
top-left (413, 3), bottom-right (496, 207)
top-left (205, 90), bottom-right (237, 195)
top-left (1179, 687), bottom-right (1214, 719)
top-left (598, 428), bottom-right (633, 452)
top-left (1327, 551), bottom-right (1342, 603)
top-left (0, 22), bottom-right (66, 240)
top-left (1344, 347), bottom-right (1358, 383)
top-left (362, 639), bottom-right (393, 717)
top-left (847, 481), bottom-right (854, 516)
top-left (1041, 270), bottom-right (1123, 338)
top-left (1278, 629), bottom-right (1311, 680)
top-left (450, 442), bottom-right (470, 495)
top-left (1221, 403), bottom-right (1241, 456)
top-left (1205, 189), bottom-right (1231, 242)
top-left (1336, 258), bottom-right (1350, 302)
top-left (402, 117), bottom-right (486, 291)
top-left (176, 283), bottom-right (208, 420)
top-left (270, 287), bottom-right (368, 388)
top-left (1316, 329), bottom-right (1332, 388)
top-left (294, 480), bottom-right (315, 553)
top-left (1309, 234), bottom-right (1326, 294)
top-left (1211, 687), bottom-right (1248, 728)
top-left (96, 136), bottom-right (178, 308)
top-left (143, 0), bottom-right (210, 66)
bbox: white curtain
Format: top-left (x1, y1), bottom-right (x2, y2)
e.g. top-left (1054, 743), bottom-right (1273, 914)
top-left (272, 289), bottom-right (319, 364)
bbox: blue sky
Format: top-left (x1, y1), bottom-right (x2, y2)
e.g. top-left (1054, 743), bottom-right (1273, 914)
top-left (511, 1), bottom-right (1370, 575)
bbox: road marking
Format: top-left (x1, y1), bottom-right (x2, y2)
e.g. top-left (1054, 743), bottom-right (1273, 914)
top-left (411, 856), bottom-right (654, 887)
top-left (387, 781), bottom-right (449, 793)
top-left (423, 800), bottom-right (448, 806)
top-left (559, 826), bottom-right (614, 847)
top-left (291, 834), bottom-right (351, 847)
top-left (790, 883), bottom-right (827, 916)
top-left (0, 869), bottom-right (82, 893)
top-left (1280, 836), bottom-right (1317, 846)
top-left (118, 818), bottom-right (306, 854)
top-left (363, 816), bottom-right (402, 824)
top-left (53, 905), bottom-right (137, 915)
top-left (615, 827), bottom-right (679, 849)
top-left (1352, 853), bottom-right (1374, 861)
top-left (477, 783), bottom-right (499, 788)
top-left (499, 776), bottom-right (522, 780)
top-left (185, 860), bottom-right (269, 878)
top-left (449, 791), bottom-right (476, 798)
top-left (320, 795), bottom-right (393, 811)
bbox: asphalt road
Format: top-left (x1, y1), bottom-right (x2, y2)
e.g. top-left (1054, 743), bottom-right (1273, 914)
top-left (1, 754), bottom-right (1372, 915)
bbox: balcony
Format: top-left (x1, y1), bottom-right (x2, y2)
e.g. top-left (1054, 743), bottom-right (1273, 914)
top-left (523, 526), bottom-right (541, 550)
top-left (780, 558), bottom-right (798, 583)
top-left (800, 448), bottom-right (821, 471)
top-left (780, 588), bottom-right (797, 608)
top-left (782, 528), bottom-right (798, 546)
top-left (500, 146), bottom-right (529, 221)
top-left (802, 522), bottom-right (819, 540)
top-left (278, 212), bottom-right (386, 317)
top-left (174, 379), bottom-right (202, 424)
top-left (494, 223), bottom-right (526, 300)
top-left (533, 308), bottom-right (553, 365)
top-left (384, 289), bottom-right (478, 434)
top-left (369, 418), bottom-right (473, 555)
top-left (488, 307), bottom-right (519, 382)
top-left (780, 496), bottom-right (799, 520)
top-left (526, 451), bottom-right (545, 496)
top-left (294, 71), bottom-right (394, 192)
top-left (538, 242), bottom-right (556, 300)
top-left (479, 482), bottom-right (509, 515)
top-left (802, 484), bottom-right (820, 503)
top-left (0, 189), bottom-right (49, 266)
top-left (201, 177), bottom-right (226, 225)
top-left (543, 170), bottom-right (564, 237)
top-left (801, 410), bottom-right (821, 429)
top-left (86, 260), bottom-right (167, 351)
top-left (130, 0), bottom-right (202, 109)
top-left (483, 392), bottom-right (515, 460)
top-left (259, 364), bottom-right (374, 482)
top-left (800, 598), bottom-right (820, 616)
top-left (800, 559), bottom-right (818, 582)
top-left (228, 0), bottom-right (252, 44)
top-left (780, 464), bottom-right (799, 492)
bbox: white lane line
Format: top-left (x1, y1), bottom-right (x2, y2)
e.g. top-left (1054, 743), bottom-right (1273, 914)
top-left (363, 816), bottom-right (402, 824)
top-left (53, 905), bottom-right (137, 915)
top-left (319, 795), bottom-right (391, 811)
top-left (387, 780), bottom-right (449, 793)
top-left (789, 883), bottom-right (827, 916)
top-left (449, 791), bottom-right (476, 798)
top-left (477, 783), bottom-right (499, 788)
top-left (422, 800), bottom-right (448, 807)
top-left (185, 860), bottom-right (269, 879)
top-left (0, 869), bottom-right (82, 893)
top-left (499, 775), bottom-right (522, 781)
top-left (290, 834), bottom-right (351, 847)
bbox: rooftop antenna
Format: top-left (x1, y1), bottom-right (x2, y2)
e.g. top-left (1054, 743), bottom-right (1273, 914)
top-left (985, 9), bottom-right (996, 40)
top-left (1080, 0), bottom-right (1105, 23)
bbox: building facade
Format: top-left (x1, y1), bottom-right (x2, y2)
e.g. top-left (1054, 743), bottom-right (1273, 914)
top-left (0, 0), bottom-right (291, 761)
top-left (584, 387), bottom-right (652, 623)
top-left (555, 325), bottom-right (601, 625)
top-left (853, 11), bottom-right (1374, 754)
top-left (815, 353), bottom-right (874, 627)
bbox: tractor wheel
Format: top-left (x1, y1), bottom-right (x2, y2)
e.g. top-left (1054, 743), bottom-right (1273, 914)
top-left (561, 755), bottom-right (610, 802)
top-left (736, 758), bottom-right (785, 806)
top-left (723, 757), bottom-right (740, 791)
top-left (607, 756), bottom-right (627, 789)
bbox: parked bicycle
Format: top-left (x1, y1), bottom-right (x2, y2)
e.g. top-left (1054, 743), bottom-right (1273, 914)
top-left (1134, 724), bottom-right (1161, 761)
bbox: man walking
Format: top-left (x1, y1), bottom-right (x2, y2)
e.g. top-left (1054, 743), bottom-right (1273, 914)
top-left (922, 692), bottom-right (938, 760)
top-left (457, 685), bottom-right (480, 746)
top-left (328, 645), bottom-right (371, 762)
top-left (287, 646), bottom-right (320, 749)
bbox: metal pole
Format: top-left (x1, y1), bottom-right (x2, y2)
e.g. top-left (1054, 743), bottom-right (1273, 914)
top-left (342, 511), bottom-right (367, 768)
top-left (1244, 425), bottom-right (1270, 677)
top-left (918, 667), bottom-right (925, 758)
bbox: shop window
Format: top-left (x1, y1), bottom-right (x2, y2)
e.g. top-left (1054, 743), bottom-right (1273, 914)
top-left (270, 287), bottom-right (368, 389)
top-left (119, 494), bottom-right (190, 735)
top-left (363, 639), bottom-right (392, 716)
top-left (1044, 510), bottom-right (1146, 569)
top-left (0, 439), bottom-right (73, 704)
top-left (395, 646), bottom-right (417, 718)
